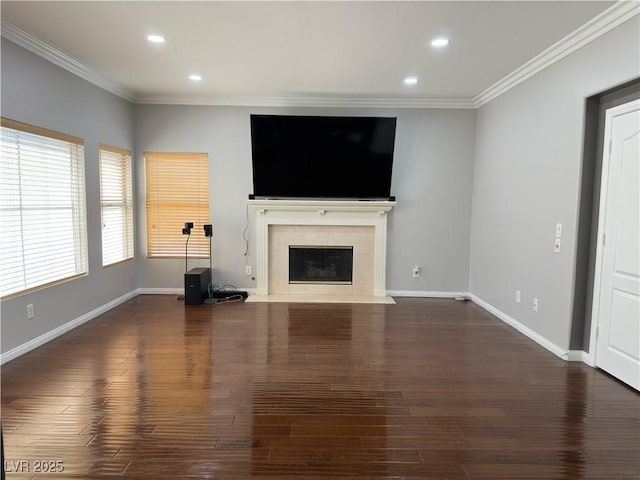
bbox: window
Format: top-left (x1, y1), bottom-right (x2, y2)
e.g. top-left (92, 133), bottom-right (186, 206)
top-left (0, 118), bottom-right (87, 298)
top-left (145, 152), bottom-right (210, 258)
top-left (99, 144), bottom-right (134, 266)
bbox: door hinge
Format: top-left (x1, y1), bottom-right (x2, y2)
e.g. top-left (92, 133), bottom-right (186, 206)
top-left (603, 233), bottom-right (606, 247)
top-left (596, 325), bottom-right (600, 339)
top-left (609, 140), bottom-right (613, 155)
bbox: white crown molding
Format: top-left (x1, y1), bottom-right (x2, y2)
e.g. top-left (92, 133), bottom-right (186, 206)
top-left (1, 20), bottom-right (136, 102)
top-left (133, 94), bottom-right (476, 109)
top-left (473, 1), bottom-right (640, 108)
top-left (0, 19), bottom-right (474, 109)
top-left (3, 1), bottom-right (638, 110)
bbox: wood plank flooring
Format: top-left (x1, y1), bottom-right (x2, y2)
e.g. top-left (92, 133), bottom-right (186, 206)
top-left (1, 295), bottom-right (638, 479)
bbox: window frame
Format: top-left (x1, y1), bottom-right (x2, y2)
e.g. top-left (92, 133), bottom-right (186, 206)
top-left (0, 118), bottom-right (88, 299)
top-left (144, 152), bottom-right (210, 259)
top-left (99, 143), bottom-right (135, 268)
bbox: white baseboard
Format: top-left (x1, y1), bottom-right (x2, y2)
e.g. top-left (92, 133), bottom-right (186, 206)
top-left (136, 287), bottom-right (183, 295)
top-left (136, 288), bottom-right (257, 296)
top-left (2, 287), bottom-right (592, 367)
top-left (568, 349), bottom-right (593, 365)
top-left (1, 290), bottom-right (138, 365)
top-left (470, 294), bottom-right (570, 361)
top-left (387, 290), bottom-right (470, 299)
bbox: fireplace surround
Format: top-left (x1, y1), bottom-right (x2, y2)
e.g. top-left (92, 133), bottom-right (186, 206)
top-left (247, 199), bottom-right (395, 302)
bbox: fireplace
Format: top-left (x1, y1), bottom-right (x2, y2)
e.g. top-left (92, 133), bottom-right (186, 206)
top-left (289, 246), bottom-right (353, 285)
top-left (247, 199), bottom-right (395, 302)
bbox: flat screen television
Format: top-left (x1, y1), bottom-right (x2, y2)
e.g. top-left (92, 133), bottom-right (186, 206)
top-left (250, 114), bottom-right (396, 199)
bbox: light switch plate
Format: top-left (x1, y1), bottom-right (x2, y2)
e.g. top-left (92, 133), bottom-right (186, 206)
top-left (555, 223), bottom-right (562, 238)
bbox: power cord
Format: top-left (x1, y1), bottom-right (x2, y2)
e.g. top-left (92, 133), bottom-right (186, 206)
top-left (243, 202), bottom-right (250, 256)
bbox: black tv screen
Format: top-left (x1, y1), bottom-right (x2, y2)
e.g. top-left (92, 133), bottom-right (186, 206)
top-left (250, 115), bottom-right (396, 199)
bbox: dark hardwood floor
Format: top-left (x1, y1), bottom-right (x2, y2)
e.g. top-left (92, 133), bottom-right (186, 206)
top-left (1, 295), bottom-right (638, 479)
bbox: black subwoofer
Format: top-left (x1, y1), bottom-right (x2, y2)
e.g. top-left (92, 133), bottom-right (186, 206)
top-left (184, 268), bottom-right (211, 305)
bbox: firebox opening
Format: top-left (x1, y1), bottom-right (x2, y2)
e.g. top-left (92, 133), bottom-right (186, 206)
top-left (289, 246), bottom-right (353, 285)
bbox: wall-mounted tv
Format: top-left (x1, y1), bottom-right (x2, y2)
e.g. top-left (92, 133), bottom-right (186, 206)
top-left (250, 114), bottom-right (396, 199)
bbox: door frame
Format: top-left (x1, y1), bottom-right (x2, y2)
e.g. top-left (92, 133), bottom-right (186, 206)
top-left (587, 99), bottom-right (640, 367)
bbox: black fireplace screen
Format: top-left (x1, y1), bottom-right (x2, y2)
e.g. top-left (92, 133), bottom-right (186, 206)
top-left (289, 246), bottom-right (353, 285)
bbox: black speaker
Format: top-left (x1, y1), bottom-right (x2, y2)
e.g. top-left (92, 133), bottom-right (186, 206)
top-left (204, 224), bottom-right (213, 237)
top-left (182, 222), bottom-right (194, 235)
top-left (184, 267), bottom-right (211, 305)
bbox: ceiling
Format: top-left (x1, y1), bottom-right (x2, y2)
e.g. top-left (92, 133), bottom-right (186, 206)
top-left (0, 1), bottom-right (623, 107)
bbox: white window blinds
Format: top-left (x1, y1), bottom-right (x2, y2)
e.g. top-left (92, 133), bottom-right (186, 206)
top-left (145, 152), bottom-right (210, 258)
top-left (0, 118), bottom-right (88, 298)
top-left (99, 144), bottom-right (134, 267)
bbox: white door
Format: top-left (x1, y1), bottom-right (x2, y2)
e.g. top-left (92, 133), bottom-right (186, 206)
top-left (592, 99), bottom-right (640, 390)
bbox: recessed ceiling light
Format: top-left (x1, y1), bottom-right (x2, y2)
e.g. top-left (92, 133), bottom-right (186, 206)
top-left (404, 76), bottom-right (418, 86)
top-left (147, 34), bottom-right (166, 44)
top-left (189, 74), bottom-right (203, 81)
top-left (431, 37), bottom-right (451, 48)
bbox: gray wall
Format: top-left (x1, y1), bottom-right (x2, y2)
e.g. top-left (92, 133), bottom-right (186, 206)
top-left (133, 105), bottom-right (477, 293)
top-left (1, 37), bottom-right (475, 357)
top-left (469, 16), bottom-right (640, 350)
top-left (4, 13), bottom-right (636, 359)
top-left (1, 40), bottom-right (135, 353)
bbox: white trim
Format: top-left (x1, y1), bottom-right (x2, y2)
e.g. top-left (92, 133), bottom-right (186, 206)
top-left (1, 20), bottom-right (136, 102)
top-left (387, 290), bottom-right (469, 299)
top-left (473, 1), bottom-right (640, 107)
top-left (0, 290), bottom-right (138, 365)
top-left (4, 2), bottom-right (637, 110)
top-left (136, 287), bottom-right (184, 295)
top-left (134, 95), bottom-right (475, 109)
top-left (0, 19), bottom-right (473, 110)
top-left (568, 350), bottom-right (593, 365)
top-left (587, 99), bottom-right (640, 368)
top-left (0, 285), bottom-right (594, 366)
top-left (470, 294), bottom-right (569, 361)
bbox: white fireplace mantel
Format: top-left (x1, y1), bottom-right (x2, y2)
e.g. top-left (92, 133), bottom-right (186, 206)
top-left (248, 199), bottom-right (395, 297)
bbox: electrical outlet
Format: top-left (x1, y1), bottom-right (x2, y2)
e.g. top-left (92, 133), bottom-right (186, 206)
top-left (245, 265), bottom-right (252, 276)
top-left (515, 290), bottom-right (521, 303)
top-left (554, 238), bottom-right (561, 253)
top-left (412, 266), bottom-right (420, 277)
top-left (533, 298), bottom-right (538, 312)
top-left (26, 304), bottom-right (34, 319)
